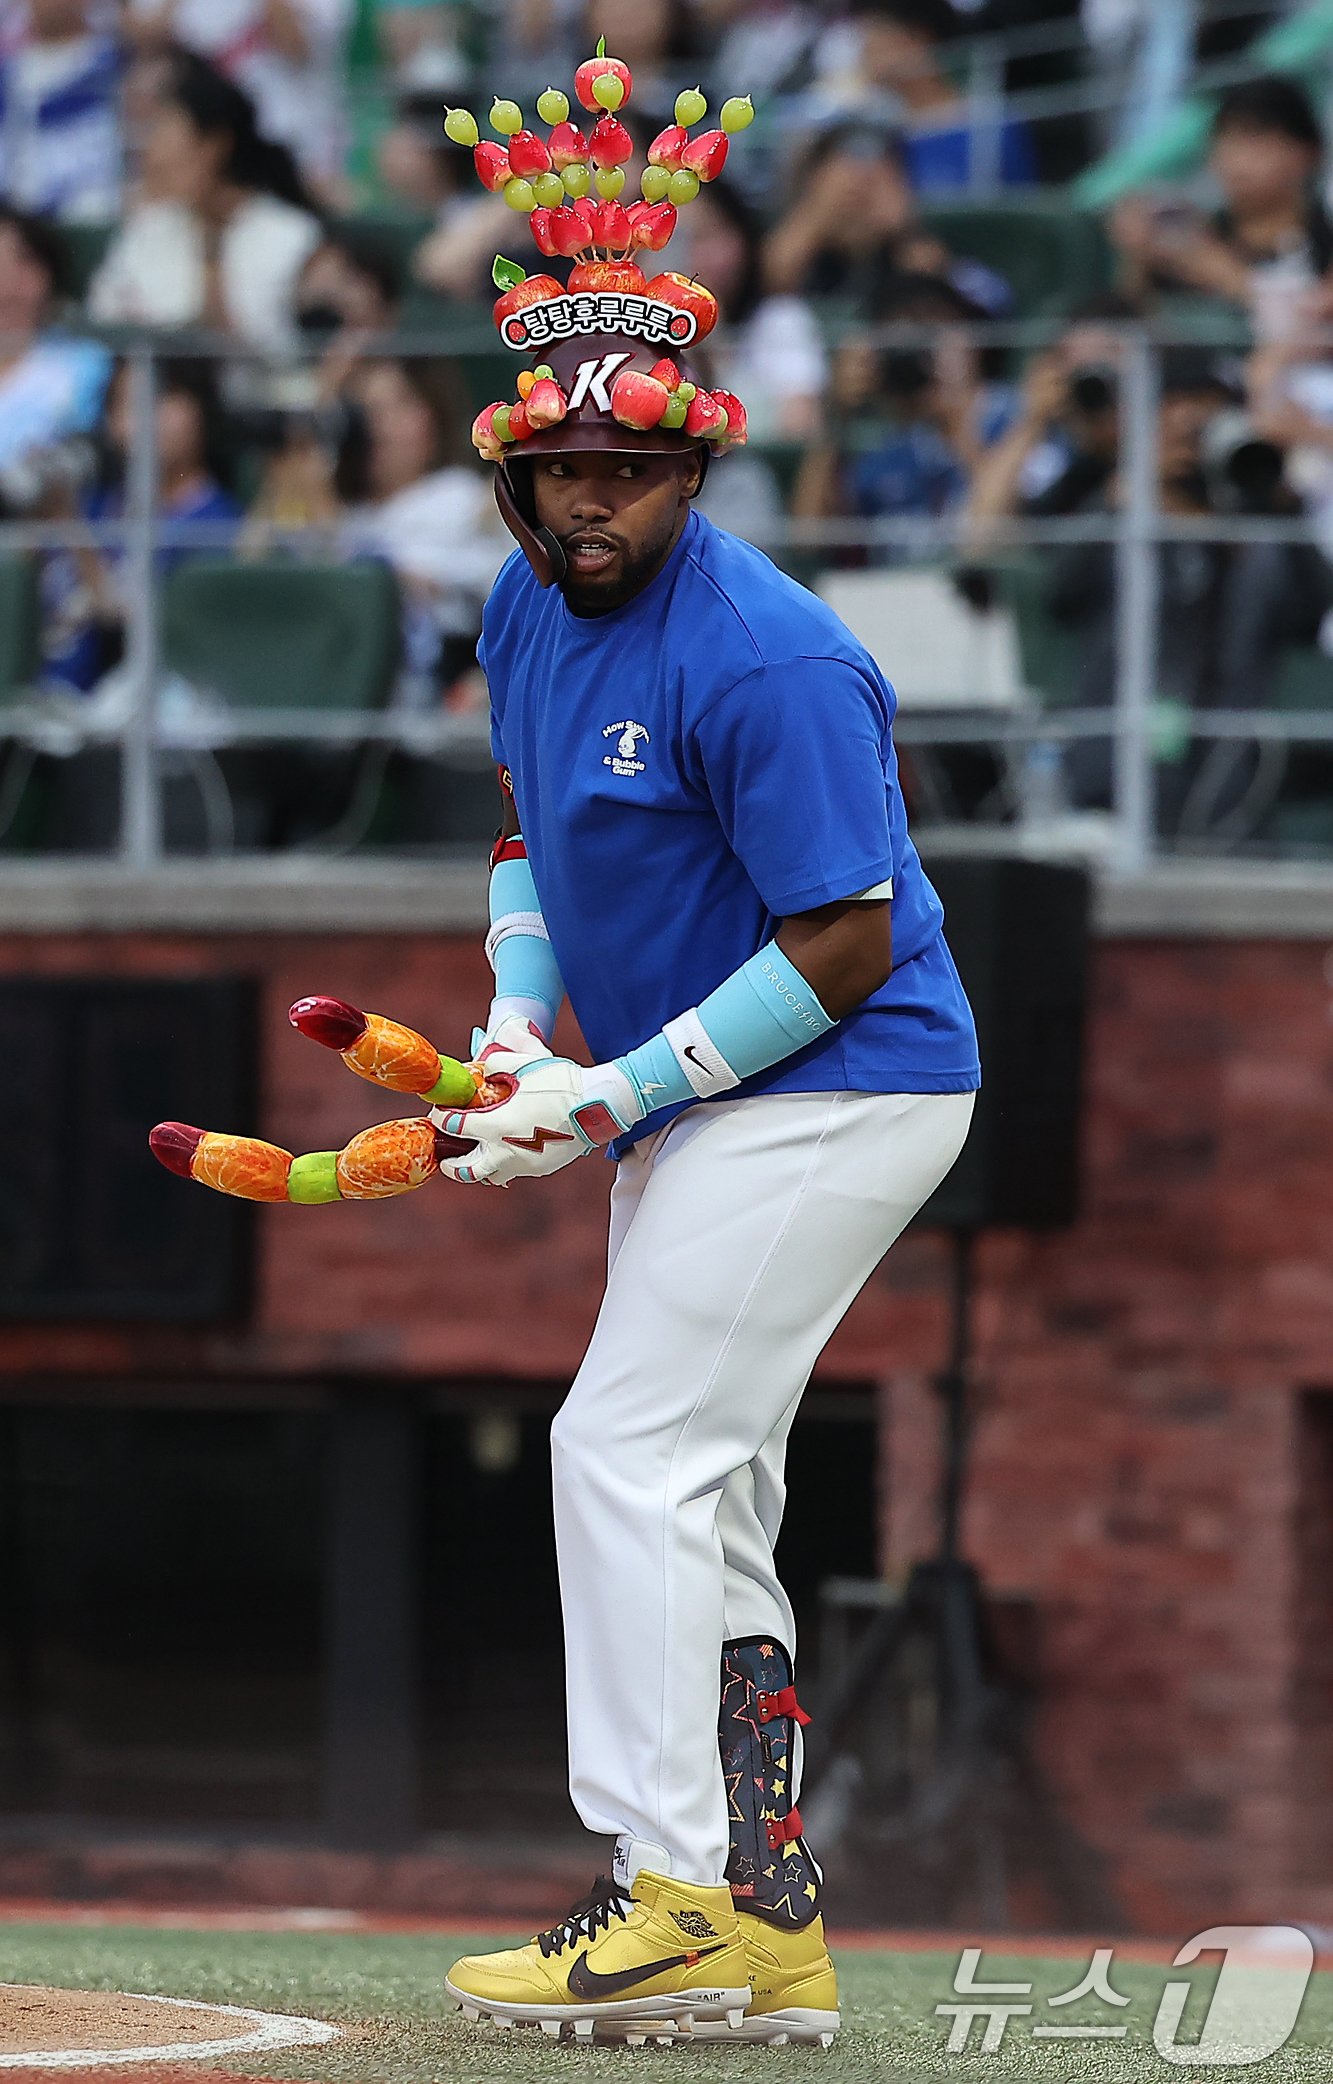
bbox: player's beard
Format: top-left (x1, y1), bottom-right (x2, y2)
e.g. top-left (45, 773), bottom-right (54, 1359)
top-left (558, 510), bottom-right (687, 615)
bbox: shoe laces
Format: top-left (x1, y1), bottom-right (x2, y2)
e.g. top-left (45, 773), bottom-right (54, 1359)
top-left (536, 1874), bottom-right (632, 1958)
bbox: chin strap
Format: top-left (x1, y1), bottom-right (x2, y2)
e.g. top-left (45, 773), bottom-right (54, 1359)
top-left (495, 460), bottom-right (567, 587)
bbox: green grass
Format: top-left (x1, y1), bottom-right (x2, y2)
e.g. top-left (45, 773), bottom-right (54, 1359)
top-left (0, 1923), bottom-right (1330, 2082)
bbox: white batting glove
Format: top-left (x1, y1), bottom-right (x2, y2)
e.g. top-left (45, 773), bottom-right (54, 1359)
top-left (430, 1017), bottom-right (643, 1187)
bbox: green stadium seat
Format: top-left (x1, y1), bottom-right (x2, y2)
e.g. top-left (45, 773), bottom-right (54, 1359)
top-left (1274, 645), bottom-right (1333, 712)
top-left (59, 221), bottom-right (115, 300)
top-left (995, 558), bottom-right (1082, 707)
top-left (161, 559), bottom-right (402, 711)
top-left (0, 553), bottom-right (41, 704)
top-left (919, 199), bottom-right (1113, 318)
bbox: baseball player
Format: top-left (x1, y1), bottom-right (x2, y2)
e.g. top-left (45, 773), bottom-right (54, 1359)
top-left (434, 148), bottom-right (980, 2038)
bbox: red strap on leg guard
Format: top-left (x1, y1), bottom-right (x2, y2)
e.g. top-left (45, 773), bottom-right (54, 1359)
top-left (766, 1805), bottom-right (804, 1851)
top-left (757, 1685), bottom-right (811, 1727)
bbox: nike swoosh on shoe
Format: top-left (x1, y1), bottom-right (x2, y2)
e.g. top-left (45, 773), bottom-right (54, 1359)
top-left (567, 1943), bottom-right (726, 2001)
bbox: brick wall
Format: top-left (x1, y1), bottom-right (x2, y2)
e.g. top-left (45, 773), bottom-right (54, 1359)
top-left (3, 928), bottom-right (1330, 1934)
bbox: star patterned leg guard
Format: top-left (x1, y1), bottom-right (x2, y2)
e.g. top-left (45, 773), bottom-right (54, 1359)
top-left (719, 1637), bottom-right (822, 1930)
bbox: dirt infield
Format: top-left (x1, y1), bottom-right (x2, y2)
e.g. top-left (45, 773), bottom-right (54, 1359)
top-left (0, 1985), bottom-right (339, 2075)
top-left (0, 1990), bottom-right (246, 2060)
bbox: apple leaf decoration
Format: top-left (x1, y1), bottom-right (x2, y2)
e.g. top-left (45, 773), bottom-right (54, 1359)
top-left (597, 34), bottom-right (606, 55)
top-left (493, 255), bottom-right (527, 290)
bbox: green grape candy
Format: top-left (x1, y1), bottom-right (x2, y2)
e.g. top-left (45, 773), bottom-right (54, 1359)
top-left (491, 98), bottom-right (523, 136)
top-left (532, 170), bottom-right (565, 207)
top-left (491, 404), bottom-right (514, 441)
top-left (503, 178), bottom-right (537, 211)
top-left (668, 167), bottom-right (701, 204)
top-left (536, 87), bottom-right (569, 124)
top-left (675, 86), bottom-right (707, 126)
top-left (287, 1151), bottom-right (342, 1205)
top-left (592, 74), bottom-right (625, 110)
top-left (443, 106), bottom-right (479, 147)
top-left (641, 164), bottom-right (672, 202)
top-left (721, 95), bottom-right (754, 133)
top-left (594, 166), bottom-right (626, 198)
top-left (562, 163), bottom-right (591, 198)
top-left (660, 393), bottom-right (689, 429)
top-left (675, 380), bottom-right (697, 403)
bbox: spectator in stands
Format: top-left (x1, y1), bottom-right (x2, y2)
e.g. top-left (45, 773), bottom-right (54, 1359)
top-left (993, 349), bottom-right (1333, 833)
top-left (88, 52), bottom-right (323, 355)
top-left (124, 0), bottom-right (353, 196)
top-left (0, 204), bottom-right (110, 515)
top-left (816, 0), bottom-right (1037, 192)
top-left (1112, 77), bottom-right (1333, 343)
top-left (0, 0), bottom-right (122, 221)
top-left (699, 0), bottom-right (822, 105)
top-left (962, 294), bottom-right (1136, 544)
top-left (336, 358), bottom-right (508, 697)
top-left (377, 1), bottom-right (467, 93)
top-left (43, 357), bottom-right (242, 693)
top-left (763, 121), bottom-right (1011, 311)
top-left (792, 272), bottom-right (1013, 553)
top-left (379, 100), bottom-right (472, 216)
top-left (679, 180), bottom-right (827, 441)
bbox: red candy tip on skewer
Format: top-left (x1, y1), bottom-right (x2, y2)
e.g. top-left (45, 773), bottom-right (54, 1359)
top-left (149, 1121), bottom-right (205, 1179)
top-left (289, 995), bottom-right (369, 1052)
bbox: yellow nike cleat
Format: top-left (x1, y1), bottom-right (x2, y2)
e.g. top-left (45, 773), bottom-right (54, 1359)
top-left (691, 1910), bottom-right (840, 2046)
top-left (445, 1870), bottom-right (751, 2043)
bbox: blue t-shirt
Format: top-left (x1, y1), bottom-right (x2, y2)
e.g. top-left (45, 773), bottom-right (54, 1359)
top-left (480, 509), bottom-right (979, 1141)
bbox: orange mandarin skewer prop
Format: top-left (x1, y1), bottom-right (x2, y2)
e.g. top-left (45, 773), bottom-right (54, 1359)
top-left (149, 997), bottom-right (515, 1204)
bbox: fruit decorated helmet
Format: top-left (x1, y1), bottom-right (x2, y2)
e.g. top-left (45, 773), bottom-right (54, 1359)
top-left (447, 38), bottom-right (753, 586)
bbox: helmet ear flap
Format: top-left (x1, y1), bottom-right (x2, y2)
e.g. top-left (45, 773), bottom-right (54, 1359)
top-left (495, 457), bottom-right (566, 588)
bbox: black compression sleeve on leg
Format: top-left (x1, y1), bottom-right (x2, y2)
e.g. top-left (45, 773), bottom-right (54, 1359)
top-left (720, 1636), bottom-right (822, 1930)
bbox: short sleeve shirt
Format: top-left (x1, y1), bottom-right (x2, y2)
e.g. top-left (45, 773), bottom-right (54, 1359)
top-left (480, 509), bottom-right (978, 1134)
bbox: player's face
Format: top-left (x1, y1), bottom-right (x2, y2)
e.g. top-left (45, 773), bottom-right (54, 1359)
top-left (531, 451), bottom-right (701, 613)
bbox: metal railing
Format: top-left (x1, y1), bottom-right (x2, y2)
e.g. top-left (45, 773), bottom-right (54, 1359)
top-left (2, 317), bottom-right (1333, 874)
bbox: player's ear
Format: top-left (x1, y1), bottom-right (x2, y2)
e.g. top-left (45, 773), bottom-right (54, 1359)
top-left (682, 451), bottom-right (705, 499)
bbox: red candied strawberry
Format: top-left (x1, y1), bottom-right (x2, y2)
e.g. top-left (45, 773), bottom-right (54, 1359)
top-left (649, 357), bottom-right (681, 389)
top-left (529, 207), bottom-right (559, 256)
top-left (590, 199), bottom-right (633, 249)
top-left (710, 389), bottom-right (748, 447)
top-left (647, 124), bottom-right (688, 169)
top-left (507, 400), bottom-right (533, 440)
top-left (590, 115), bottom-right (633, 167)
top-left (547, 206), bottom-right (588, 257)
top-left (684, 389), bottom-right (728, 441)
top-left (548, 120), bottom-right (590, 169)
top-left (630, 201), bottom-right (676, 251)
top-left (474, 142), bottom-right (512, 191)
top-left (681, 130), bottom-right (729, 182)
top-left (506, 130), bottom-right (552, 178)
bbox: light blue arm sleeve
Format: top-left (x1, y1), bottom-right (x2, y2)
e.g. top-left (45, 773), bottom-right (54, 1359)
top-left (614, 942), bottom-right (835, 1117)
top-left (488, 853), bottom-right (565, 1036)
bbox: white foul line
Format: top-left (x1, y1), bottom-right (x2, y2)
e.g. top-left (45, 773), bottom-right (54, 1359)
top-left (0, 1989), bottom-right (339, 2070)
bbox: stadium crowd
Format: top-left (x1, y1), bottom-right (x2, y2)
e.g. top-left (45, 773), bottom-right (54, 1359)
top-left (3, 0), bottom-right (1333, 849)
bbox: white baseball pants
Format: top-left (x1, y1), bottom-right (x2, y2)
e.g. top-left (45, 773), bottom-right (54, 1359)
top-left (550, 1087), bottom-right (975, 1888)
